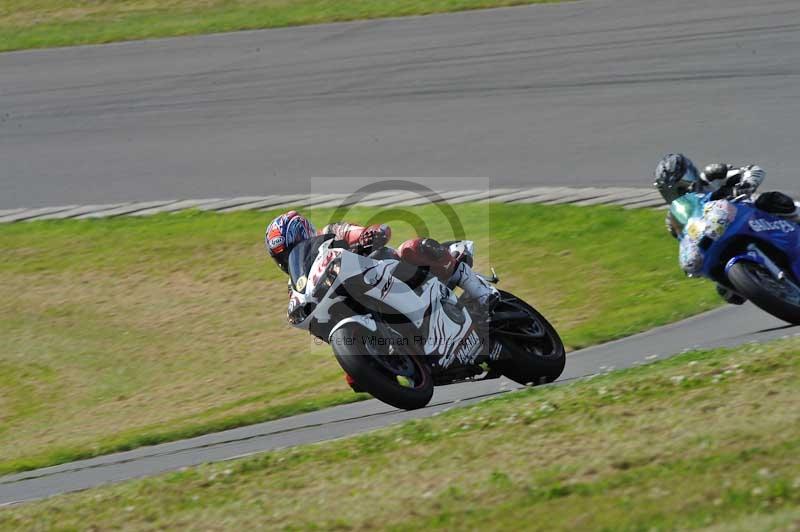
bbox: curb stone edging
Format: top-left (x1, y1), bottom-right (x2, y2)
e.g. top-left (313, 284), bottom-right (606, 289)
top-left (0, 186), bottom-right (665, 223)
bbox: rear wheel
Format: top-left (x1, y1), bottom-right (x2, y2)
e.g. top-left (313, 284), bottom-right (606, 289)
top-left (490, 291), bottom-right (566, 385)
top-left (331, 323), bottom-right (434, 410)
top-left (727, 261), bottom-right (800, 324)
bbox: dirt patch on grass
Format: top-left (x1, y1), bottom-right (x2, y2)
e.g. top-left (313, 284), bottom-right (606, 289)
top-left (0, 267), bottom-right (342, 464)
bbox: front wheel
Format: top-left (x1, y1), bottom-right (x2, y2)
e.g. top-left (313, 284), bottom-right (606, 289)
top-left (331, 323), bottom-right (434, 410)
top-left (727, 262), bottom-right (800, 324)
top-left (490, 291), bottom-right (566, 386)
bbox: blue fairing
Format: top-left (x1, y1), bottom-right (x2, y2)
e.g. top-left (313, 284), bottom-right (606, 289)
top-left (674, 193), bottom-right (800, 283)
top-left (700, 200), bottom-right (800, 281)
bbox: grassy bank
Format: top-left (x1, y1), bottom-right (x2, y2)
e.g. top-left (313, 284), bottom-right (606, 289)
top-left (2, 337), bottom-right (797, 529)
top-left (0, 203), bottom-right (720, 474)
top-left (1, 0), bottom-right (564, 52)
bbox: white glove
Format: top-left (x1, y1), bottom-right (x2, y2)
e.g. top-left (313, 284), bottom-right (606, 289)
top-left (733, 165), bottom-right (765, 196)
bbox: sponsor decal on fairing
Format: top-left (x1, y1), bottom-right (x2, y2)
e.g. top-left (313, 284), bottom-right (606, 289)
top-left (748, 218), bottom-right (796, 233)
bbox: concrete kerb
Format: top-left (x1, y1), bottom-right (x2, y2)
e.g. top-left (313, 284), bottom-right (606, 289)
top-left (0, 186), bottom-right (666, 224)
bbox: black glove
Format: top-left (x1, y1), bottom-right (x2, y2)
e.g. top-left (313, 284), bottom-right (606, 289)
top-left (355, 224), bottom-right (391, 254)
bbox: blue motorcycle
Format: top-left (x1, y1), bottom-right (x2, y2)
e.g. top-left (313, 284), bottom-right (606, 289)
top-left (669, 192), bottom-right (800, 324)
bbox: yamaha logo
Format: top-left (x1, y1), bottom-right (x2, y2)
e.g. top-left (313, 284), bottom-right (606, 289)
top-left (453, 329), bottom-right (482, 365)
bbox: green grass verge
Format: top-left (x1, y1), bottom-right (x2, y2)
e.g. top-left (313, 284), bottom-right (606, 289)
top-left (2, 337), bottom-right (798, 529)
top-left (0, 203), bottom-right (721, 475)
top-left (2, 0), bottom-right (564, 53)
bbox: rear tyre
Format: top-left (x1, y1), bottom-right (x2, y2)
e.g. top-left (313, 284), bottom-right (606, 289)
top-left (727, 262), bottom-right (800, 324)
top-left (491, 291), bottom-right (566, 386)
top-left (331, 324), bottom-right (434, 410)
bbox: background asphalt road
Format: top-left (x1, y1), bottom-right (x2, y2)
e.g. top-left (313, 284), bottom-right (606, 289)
top-left (1, 302), bottom-right (799, 505)
top-left (2, 0), bottom-right (800, 208)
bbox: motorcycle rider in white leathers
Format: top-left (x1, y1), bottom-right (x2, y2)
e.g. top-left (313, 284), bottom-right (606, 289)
top-left (265, 211), bottom-right (499, 313)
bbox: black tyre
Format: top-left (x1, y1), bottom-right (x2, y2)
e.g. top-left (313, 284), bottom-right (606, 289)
top-left (727, 261), bottom-right (800, 324)
top-left (491, 291), bottom-right (566, 386)
top-left (331, 323), bottom-right (434, 410)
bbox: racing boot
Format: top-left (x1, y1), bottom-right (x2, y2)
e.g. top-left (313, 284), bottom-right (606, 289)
top-left (449, 261), bottom-right (501, 358)
top-left (450, 261), bottom-right (500, 311)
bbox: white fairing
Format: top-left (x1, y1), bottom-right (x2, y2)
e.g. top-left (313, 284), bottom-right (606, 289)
top-left (288, 239), bottom-right (482, 368)
top-left (423, 283), bottom-right (480, 367)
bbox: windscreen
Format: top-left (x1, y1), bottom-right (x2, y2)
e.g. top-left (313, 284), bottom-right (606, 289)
top-left (669, 193), bottom-right (704, 234)
top-left (287, 235), bottom-right (330, 291)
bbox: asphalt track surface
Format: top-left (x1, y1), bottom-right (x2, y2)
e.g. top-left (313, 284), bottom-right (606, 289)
top-left (2, 0), bottom-right (800, 208)
top-left (2, 0), bottom-right (800, 506)
top-left (2, 303), bottom-right (799, 505)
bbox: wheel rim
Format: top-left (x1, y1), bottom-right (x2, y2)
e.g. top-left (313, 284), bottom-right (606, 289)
top-left (744, 263), bottom-right (800, 306)
top-left (495, 298), bottom-right (560, 358)
top-left (516, 317), bottom-right (558, 357)
top-left (363, 340), bottom-right (427, 389)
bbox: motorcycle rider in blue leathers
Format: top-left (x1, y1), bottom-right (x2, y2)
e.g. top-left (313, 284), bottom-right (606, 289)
top-left (654, 153), bottom-right (799, 304)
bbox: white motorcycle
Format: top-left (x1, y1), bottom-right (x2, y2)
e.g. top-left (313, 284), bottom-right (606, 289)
top-left (286, 236), bottom-right (566, 410)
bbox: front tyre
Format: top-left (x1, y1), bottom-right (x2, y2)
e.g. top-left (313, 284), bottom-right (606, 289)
top-left (727, 262), bottom-right (800, 324)
top-left (331, 324), bottom-right (434, 410)
top-left (491, 291), bottom-right (566, 386)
